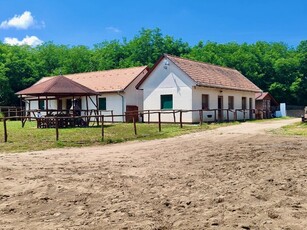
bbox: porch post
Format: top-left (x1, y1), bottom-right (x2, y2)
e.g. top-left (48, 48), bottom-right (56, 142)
top-left (46, 96), bottom-right (49, 115)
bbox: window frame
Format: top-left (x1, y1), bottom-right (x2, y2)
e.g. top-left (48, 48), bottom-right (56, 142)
top-left (160, 94), bottom-right (173, 110)
top-left (98, 97), bottom-right (107, 110)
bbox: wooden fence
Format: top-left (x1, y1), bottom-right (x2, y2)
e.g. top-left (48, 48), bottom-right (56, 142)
top-left (0, 106), bottom-right (24, 118)
top-left (0, 108), bottom-right (272, 143)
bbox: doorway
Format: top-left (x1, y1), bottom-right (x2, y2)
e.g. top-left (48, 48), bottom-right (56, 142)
top-left (249, 98), bottom-right (253, 119)
top-left (218, 96), bottom-right (223, 121)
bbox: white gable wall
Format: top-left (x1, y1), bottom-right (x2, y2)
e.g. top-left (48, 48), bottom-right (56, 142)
top-left (124, 69), bottom-right (147, 112)
top-left (140, 58), bottom-right (195, 122)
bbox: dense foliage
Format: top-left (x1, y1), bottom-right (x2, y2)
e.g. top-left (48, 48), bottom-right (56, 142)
top-left (0, 28), bottom-right (306, 106)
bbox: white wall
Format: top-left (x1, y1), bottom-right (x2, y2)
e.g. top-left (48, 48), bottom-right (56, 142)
top-left (28, 98), bottom-right (58, 117)
top-left (125, 69), bottom-right (147, 120)
top-left (140, 58), bottom-right (195, 122)
top-left (192, 87), bottom-right (256, 122)
top-left (87, 93), bottom-right (124, 122)
top-left (28, 94), bottom-right (124, 122)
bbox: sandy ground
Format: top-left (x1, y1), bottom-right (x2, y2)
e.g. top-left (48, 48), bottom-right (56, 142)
top-left (0, 118), bottom-right (306, 230)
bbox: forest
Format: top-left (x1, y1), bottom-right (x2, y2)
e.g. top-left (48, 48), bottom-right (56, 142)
top-left (0, 28), bottom-right (306, 106)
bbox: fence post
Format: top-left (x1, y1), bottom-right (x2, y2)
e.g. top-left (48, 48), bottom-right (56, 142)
top-left (214, 109), bottom-right (217, 122)
top-left (21, 117), bottom-right (26, 128)
top-left (227, 109), bottom-right (229, 122)
top-left (148, 110), bottom-right (150, 124)
top-left (133, 117), bottom-right (137, 135)
top-left (96, 114), bottom-right (99, 126)
top-left (101, 115), bottom-right (104, 140)
top-left (55, 118), bottom-right (59, 141)
top-left (158, 112), bottom-right (161, 132)
top-left (3, 118), bottom-right (8, 143)
top-left (180, 110), bottom-right (183, 128)
top-left (199, 110), bottom-right (203, 126)
top-left (243, 110), bottom-right (246, 121)
top-left (111, 110), bottom-right (114, 123)
top-left (173, 110), bottom-right (176, 123)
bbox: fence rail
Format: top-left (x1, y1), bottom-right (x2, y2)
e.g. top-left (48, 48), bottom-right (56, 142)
top-left (0, 108), bottom-right (274, 143)
top-left (0, 106), bottom-right (24, 118)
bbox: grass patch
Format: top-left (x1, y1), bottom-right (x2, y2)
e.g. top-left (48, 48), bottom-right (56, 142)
top-left (0, 120), bottom-right (239, 153)
top-left (247, 116), bottom-right (292, 123)
top-left (272, 122), bottom-right (307, 136)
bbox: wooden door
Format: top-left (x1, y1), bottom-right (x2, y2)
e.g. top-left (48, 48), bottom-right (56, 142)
top-left (126, 105), bottom-right (138, 123)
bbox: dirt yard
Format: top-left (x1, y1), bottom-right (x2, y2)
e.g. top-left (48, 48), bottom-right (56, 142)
top-left (0, 119), bottom-right (306, 230)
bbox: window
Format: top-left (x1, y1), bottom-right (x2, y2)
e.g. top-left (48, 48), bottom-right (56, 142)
top-left (242, 97), bottom-right (247, 110)
top-left (98, 98), bottom-right (106, 110)
top-left (228, 96), bottom-right (234, 109)
top-left (161, 95), bottom-right (173, 110)
top-left (38, 99), bottom-right (45, 110)
top-left (202, 94), bottom-right (209, 110)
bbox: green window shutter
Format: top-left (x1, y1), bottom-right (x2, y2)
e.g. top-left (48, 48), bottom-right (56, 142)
top-left (161, 95), bottom-right (173, 110)
top-left (99, 98), bottom-right (106, 110)
top-left (39, 100), bottom-right (45, 110)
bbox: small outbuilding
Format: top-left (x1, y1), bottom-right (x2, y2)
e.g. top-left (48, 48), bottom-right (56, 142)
top-left (255, 92), bottom-right (279, 119)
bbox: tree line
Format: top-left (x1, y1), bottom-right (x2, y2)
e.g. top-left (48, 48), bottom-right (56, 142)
top-left (0, 28), bottom-right (306, 106)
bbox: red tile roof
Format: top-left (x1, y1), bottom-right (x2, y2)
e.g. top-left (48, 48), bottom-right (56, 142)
top-left (166, 54), bottom-right (262, 92)
top-left (36, 66), bottom-right (148, 93)
top-left (255, 92), bottom-right (269, 100)
top-left (137, 54), bottom-right (262, 92)
top-left (255, 92), bottom-right (279, 105)
top-left (16, 76), bottom-right (99, 96)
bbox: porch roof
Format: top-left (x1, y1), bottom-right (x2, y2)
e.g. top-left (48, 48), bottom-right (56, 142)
top-left (16, 75), bottom-right (99, 97)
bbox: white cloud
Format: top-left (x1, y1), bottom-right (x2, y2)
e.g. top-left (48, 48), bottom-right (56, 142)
top-left (106, 26), bottom-right (121, 33)
top-left (0, 11), bottom-right (35, 29)
top-left (4, 36), bottom-right (43, 47)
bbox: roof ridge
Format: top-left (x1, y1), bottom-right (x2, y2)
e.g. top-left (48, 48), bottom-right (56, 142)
top-left (45, 65), bottom-right (148, 79)
top-left (164, 53), bottom-right (239, 72)
top-left (64, 65), bottom-right (147, 77)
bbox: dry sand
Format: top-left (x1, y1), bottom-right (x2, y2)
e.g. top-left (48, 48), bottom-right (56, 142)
top-left (0, 118), bottom-right (306, 230)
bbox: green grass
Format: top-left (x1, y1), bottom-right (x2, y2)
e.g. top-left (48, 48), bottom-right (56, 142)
top-left (0, 120), bottom-right (239, 153)
top-left (247, 116), bottom-right (292, 123)
top-left (272, 122), bottom-right (307, 136)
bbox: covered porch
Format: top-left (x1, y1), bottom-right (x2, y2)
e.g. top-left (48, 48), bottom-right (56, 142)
top-left (16, 75), bottom-right (100, 128)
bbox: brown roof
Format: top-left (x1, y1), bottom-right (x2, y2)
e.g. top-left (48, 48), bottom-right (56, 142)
top-left (255, 92), bottom-right (279, 105)
top-left (16, 75), bottom-right (99, 96)
top-left (138, 54), bottom-right (262, 92)
top-left (37, 66), bottom-right (148, 93)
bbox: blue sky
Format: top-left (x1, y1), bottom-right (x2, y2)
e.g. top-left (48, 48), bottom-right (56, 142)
top-left (0, 0), bottom-right (306, 47)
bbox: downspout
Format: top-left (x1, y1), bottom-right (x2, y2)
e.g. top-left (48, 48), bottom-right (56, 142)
top-left (117, 91), bottom-right (125, 122)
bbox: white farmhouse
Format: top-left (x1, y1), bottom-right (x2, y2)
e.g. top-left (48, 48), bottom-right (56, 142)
top-left (137, 54), bottom-right (262, 123)
top-left (21, 66), bottom-right (148, 122)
